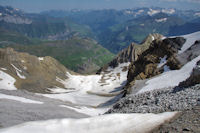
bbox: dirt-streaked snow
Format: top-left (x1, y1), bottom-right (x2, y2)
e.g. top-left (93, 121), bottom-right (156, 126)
top-left (0, 93), bottom-right (43, 104)
top-left (0, 112), bottom-right (177, 133)
top-left (0, 71), bottom-right (17, 90)
top-left (138, 55), bottom-right (200, 93)
top-left (11, 64), bottom-right (26, 79)
top-left (42, 63), bottom-right (130, 107)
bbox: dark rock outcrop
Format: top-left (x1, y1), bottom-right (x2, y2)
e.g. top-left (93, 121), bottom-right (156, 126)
top-left (126, 37), bottom-right (185, 93)
top-left (97, 34), bottom-right (163, 74)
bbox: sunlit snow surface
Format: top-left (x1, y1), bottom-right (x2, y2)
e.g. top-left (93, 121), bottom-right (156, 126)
top-left (0, 112), bottom-right (177, 133)
top-left (42, 63), bottom-right (130, 107)
top-left (139, 55), bottom-right (200, 93)
top-left (0, 94), bottom-right (43, 104)
top-left (59, 105), bottom-right (109, 116)
top-left (0, 70), bottom-right (17, 90)
top-left (178, 31), bottom-right (200, 54)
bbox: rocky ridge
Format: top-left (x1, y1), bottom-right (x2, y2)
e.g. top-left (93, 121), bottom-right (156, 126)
top-left (97, 33), bottom-right (163, 73)
top-left (0, 6), bottom-right (32, 24)
top-left (0, 48), bottom-right (71, 93)
top-left (125, 37), bottom-right (186, 93)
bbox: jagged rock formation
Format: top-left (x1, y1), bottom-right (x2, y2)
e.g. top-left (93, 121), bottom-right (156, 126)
top-left (0, 48), bottom-right (71, 93)
top-left (97, 33), bottom-right (163, 73)
top-left (126, 37), bottom-right (185, 93)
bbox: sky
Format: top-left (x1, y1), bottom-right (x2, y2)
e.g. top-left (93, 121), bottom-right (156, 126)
top-left (0, 0), bottom-right (199, 13)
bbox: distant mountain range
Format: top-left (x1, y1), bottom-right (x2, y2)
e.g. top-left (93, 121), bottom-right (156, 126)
top-left (42, 7), bottom-right (200, 53)
top-left (1, 5), bottom-right (200, 73)
top-left (0, 6), bottom-right (114, 74)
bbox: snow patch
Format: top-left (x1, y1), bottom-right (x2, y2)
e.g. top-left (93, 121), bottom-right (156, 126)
top-left (0, 71), bottom-right (17, 90)
top-left (148, 8), bottom-right (160, 16)
top-left (0, 68), bottom-right (7, 71)
top-left (11, 64), bottom-right (26, 79)
top-left (38, 57), bottom-right (44, 61)
top-left (0, 112), bottom-right (177, 133)
top-left (194, 12), bottom-right (200, 17)
top-left (163, 65), bottom-right (171, 72)
top-left (124, 10), bottom-right (133, 15)
top-left (162, 9), bottom-right (175, 14)
top-left (151, 36), bottom-right (155, 41)
top-left (48, 87), bottom-right (70, 93)
top-left (139, 55), bottom-right (200, 93)
top-left (135, 9), bottom-right (144, 16)
top-left (155, 18), bottom-right (167, 23)
top-left (157, 55), bottom-right (167, 68)
top-left (60, 105), bottom-right (109, 116)
top-left (178, 31), bottom-right (200, 54)
top-left (0, 93), bottom-right (43, 104)
top-left (23, 66), bottom-right (27, 70)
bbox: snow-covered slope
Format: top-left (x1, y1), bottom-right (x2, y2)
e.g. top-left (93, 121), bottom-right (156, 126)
top-left (0, 94), bottom-right (43, 104)
top-left (0, 112), bottom-right (178, 133)
top-left (138, 55), bottom-right (200, 93)
top-left (178, 31), bottom-right (200, 54)
top-left (42, 63), bottom-right (129, 107)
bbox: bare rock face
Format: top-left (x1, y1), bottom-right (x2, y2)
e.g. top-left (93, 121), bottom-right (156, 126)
top-left (0, 48), bottom-right (71, 93)
top-left (126, 37), bottom-right (185, 93)
top-left (97, 33), bottom-right (163, 74)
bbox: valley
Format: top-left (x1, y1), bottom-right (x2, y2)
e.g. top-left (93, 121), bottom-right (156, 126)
top-left (0, 4), bottom-right (200, 133)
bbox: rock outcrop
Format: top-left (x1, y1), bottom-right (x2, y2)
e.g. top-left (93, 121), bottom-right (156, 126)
top-left (126, 37), bottom-right (185, 93)
top-left (97, 33), bottom-right (163, 74)
top-left (0, 48), bottom-right (71, 93)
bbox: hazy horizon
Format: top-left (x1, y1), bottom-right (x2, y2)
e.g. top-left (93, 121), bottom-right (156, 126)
top-left (0, 0), bottom-right (200, 13)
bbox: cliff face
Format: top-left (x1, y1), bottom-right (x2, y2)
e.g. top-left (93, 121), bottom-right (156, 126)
top-left (97, 33), bottom-right (163, 73)
top-left (0, 48), bottom-right (70, 93)
top-left (125, 37), bottom-right (186, 93)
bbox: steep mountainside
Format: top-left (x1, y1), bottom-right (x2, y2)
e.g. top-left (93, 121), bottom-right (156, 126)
top-left (0, 37), bottom-right (114, 74)
top-left (0, 48), bottom-right (72, 93)
top-left (97, 33), bottom-right (163, 73)
top-left (0, 6), bottom-right (93, 40)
